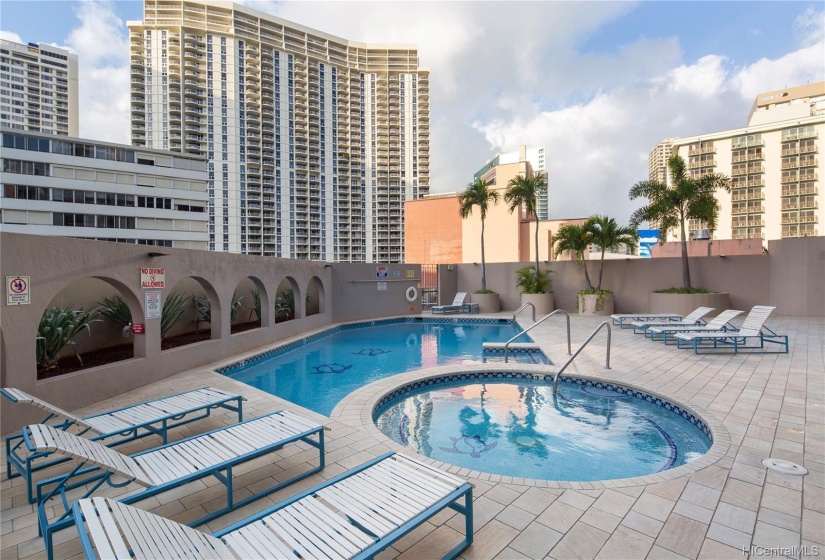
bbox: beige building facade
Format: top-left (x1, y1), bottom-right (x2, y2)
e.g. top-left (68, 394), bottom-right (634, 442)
top-left (0, 128), bottom-right (209, 249)
top-left (0, 39), bottom-right (79, 137)
top-left (652, 82), bottom-right (825, 242)
top-left (128, 0), bottom-right (430, 262)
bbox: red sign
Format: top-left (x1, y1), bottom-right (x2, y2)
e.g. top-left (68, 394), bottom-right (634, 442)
top-left (131, 323), bottom-right (145, 334)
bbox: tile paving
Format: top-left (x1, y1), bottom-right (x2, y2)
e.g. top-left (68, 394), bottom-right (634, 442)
top-left (0, 313), bottom-right (822, 559)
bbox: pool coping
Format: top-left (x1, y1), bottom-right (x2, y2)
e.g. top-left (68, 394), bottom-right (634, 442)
top-left (329, 363), bottom-right (732, 490)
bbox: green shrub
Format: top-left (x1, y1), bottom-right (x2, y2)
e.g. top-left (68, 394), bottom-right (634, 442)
top-left (250, 289), bottom-right (262, 322)
top-left (99, 293), bottom-right (189, 339)
top-left (195, 292), bottom-right (243, 332)
top-left (515, 266), bottom-right (553, 295)
top-left (474, 288), bottom-right (497, 295)
top-left (654, 287), bottom-right (713, 294)
top-left (36, 305), bottom-right (101, 370)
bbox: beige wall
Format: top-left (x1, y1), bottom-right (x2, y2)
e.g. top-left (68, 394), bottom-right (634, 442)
top-left (455, 236), bottom-right (823, 317)
top-left (0, 232), bottom-right (337, 433)
top-left (404, 196), bottom-right (462, 264)
top-left (330, 263), bottom-right (421, 323)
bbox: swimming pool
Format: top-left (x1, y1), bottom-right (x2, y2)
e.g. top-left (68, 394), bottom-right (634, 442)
top-left (220, 318), bottom-right (547, 415)
top-left (374, 375), bottom-right (712, 481)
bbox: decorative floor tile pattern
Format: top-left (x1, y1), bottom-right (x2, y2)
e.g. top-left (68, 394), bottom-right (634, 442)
top-left (1, 313), bottom-right (822, 559)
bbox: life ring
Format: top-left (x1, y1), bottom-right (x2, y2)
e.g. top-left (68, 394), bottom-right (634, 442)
top-left (405, 286), bottom-right (418, 302)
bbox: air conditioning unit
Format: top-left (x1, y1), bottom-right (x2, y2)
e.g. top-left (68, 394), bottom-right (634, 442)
top-left (693, 229), bottom-right (711, 240)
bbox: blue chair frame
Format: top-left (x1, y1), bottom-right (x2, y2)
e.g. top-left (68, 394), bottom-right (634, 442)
top-left (675, 326), bottom-right (789, 354)
top-left (2, 386), bottom-right (244, 504)
top-left (34, 411), bottom-right (324, 560)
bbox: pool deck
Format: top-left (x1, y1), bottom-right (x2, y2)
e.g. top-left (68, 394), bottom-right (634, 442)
top-left (1, 313), bottom-right (822, 559)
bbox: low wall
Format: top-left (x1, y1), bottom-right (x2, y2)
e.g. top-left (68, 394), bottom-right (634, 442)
top-left (454, 237), bottom-right (824, 317)
top-left (331, 263), bottom-right (421, 323)
top-left (1, 232), bottom-right (334, 434)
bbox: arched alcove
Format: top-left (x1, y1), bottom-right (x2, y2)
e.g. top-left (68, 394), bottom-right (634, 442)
top-left (305, 276), bottom-right (325, 316)
top-left (162, 276), bottom-right (220, 350)
top-left (275, 276), bottom-right (301, 322)
top-left (231, 276), bottom-right (268, 333)
top-left (36, 277), bottom-right (142, 380)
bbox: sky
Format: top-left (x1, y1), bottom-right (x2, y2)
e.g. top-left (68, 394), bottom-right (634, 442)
top-left (1, 1), bottom-right (823, 224)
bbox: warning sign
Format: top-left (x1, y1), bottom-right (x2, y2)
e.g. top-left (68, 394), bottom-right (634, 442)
top-left (376, 266), bottom-right (388, 279)
top-left (145, 291), bottom-right (161, 319)
top-left (140, 268), bottom-right (166, 289)
top-left (6, 276), bottom-right (30, 305)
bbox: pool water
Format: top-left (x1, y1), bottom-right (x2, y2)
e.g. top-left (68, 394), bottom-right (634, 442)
top-left (375, 378), bottom-right (711, 481)
top-left (222, 321), bottom-right (544, 415)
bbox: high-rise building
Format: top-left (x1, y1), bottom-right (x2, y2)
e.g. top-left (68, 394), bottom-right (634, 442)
top-left (128, 0), bottom-right (430, 262)
top-left (654, 83), bottom-right (825, 242)
top-left (473, 146), bottom-right (548, 218)
top-left (0, 39), bottom-right (79, 136)
top-left (0, 128), bottom-right (209, 249)
top-left (648, 138), bottom-right (676, 183)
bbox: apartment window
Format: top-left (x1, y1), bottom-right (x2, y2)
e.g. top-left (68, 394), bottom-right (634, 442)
top-left (3, 184), bottom-right (49, 200)
top-left (2, 158), bottom-right (49, 176)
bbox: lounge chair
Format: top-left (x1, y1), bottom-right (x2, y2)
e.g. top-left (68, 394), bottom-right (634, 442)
top-left (2, 386), bottom-right (244, 504)
top-left (675, 305), bottom-right (788, 354)
top-left (647, 309), bottom-right (743, 344)
top-left (610, 309), bottom-right (695, 328)
top-left (432, 291), bottom-right (467, 314)
top-left (630, 307), bottom-right (715, 336)
top-left (27, 410), bottom-right (324, 560)
top-left (72, 452), bottom-right (473, 560)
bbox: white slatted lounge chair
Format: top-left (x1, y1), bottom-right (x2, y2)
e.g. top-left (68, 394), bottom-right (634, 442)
top-left (630, 306), bottom-right (715, 336)
top-left (675, 306), bottom-right (787, 354)
top-left (432, 292), bottom-right (467, 314)
top-left (28, 410), bottom-right (324, 560)
top-left (647, 309), bottom-right (743, 344)
top-left (73, 453), bottom-right (473, 560)
top-left (2, 386), bottom-right (244, 504)
top-left (610, 308), bottom-right (694, 328)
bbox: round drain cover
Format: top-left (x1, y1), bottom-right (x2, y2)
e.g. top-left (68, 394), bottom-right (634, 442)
top-left (762, 458), bottom-right (808, 475)
top-left (515, 436), bottom-right (537, 447)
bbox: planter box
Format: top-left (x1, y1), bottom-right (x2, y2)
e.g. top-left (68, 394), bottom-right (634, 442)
top-left (648, 292), bottom-right (730, 317)
top-left (578, 293), bottom-right (614, 316)
top-left (472, 292), bottom-right (500, 313)
top-left (521, 293), bottom-right (554, 316)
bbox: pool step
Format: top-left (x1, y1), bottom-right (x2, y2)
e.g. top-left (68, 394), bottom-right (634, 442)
top-left (482, 342), bottom-right (541, 351)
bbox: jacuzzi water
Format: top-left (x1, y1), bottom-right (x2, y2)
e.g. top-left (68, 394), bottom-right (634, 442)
top-left (221, 320), bottom-right (546, 416)
top-left (374, 377), bottom-right (712, 481)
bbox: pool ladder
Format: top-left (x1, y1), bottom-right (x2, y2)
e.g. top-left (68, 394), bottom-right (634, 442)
top-left (501, 307), bottom-right (572, 363)
top-left (552, 321), bottom-right (612, 395)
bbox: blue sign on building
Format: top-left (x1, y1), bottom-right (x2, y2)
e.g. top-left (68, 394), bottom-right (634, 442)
top-left (638, 229), bottom-right (660, 258)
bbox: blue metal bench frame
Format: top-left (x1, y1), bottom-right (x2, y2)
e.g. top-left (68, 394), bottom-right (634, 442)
top-left (72, 452), bottom-right (473, 560)
top-left (2, 386), bottom-right (244, 504)
top-left (675, 326), bottom-right (789, 354)
top-left (612, 314), bottom-right (681, 328)
top-left (635, 318), bottom-right (707, 336)
top-left (34, 411), bottom-right (324, 560)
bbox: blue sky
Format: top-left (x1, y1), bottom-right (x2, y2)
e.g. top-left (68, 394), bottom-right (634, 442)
top-left (1, 1), bottom-right (823, 221)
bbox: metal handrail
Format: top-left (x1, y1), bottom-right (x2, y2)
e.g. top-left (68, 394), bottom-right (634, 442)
top-left (552, 320), bottom-right (612, 395)
top-left (512, 302), bottom-right (536, 323)
top-left (504, 309), bottom-right (572, 363)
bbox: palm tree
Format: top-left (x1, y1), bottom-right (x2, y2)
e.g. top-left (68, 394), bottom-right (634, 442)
top-left (504, 170), bottom-right (547, 273)
top-left (552, 223), bottom-right (594, 291)
top-left (458, 179), bottom-right (500, 292)
top-left (586, 215), bottom-right (639, 290)
top-left (629, 155), bottom-right (730, 289)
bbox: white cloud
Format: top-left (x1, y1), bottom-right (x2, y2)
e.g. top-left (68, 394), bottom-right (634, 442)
top-left (66, 0), bottom-right (130, 143)
top-left (0, 30), bottom-right (24, 43)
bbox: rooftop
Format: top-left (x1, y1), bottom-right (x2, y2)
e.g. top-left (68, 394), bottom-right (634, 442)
top-left (2, 312), bottom-right (821, 559)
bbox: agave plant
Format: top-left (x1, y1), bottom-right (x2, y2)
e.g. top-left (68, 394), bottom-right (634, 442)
top-left (194, 292), bottom-right (244, 332)
top-left (36, 305), bottom-right (101, 370)
top-left (250, 289), bottom-right (262, 322)
top-left (99, 292), bottom-right (189, 339)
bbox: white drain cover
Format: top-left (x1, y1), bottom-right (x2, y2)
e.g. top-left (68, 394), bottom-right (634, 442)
top-left (762, 458), bottom-right (808, 475)
top-left (515, 436), bottom-right (537, 447)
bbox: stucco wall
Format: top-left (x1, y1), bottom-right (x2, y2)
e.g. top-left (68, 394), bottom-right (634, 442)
top-left (454, 236), bottom-right (824, 317)
top-left (330, 263), bottom-right (421, 323)
top-left (404, 196), bottom-right (462, 264)
top-left (0, 232), bottom-right (333, 433)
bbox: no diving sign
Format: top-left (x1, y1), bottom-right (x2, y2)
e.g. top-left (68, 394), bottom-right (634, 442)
top-left (7, 276), bottom-right (31, 305)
